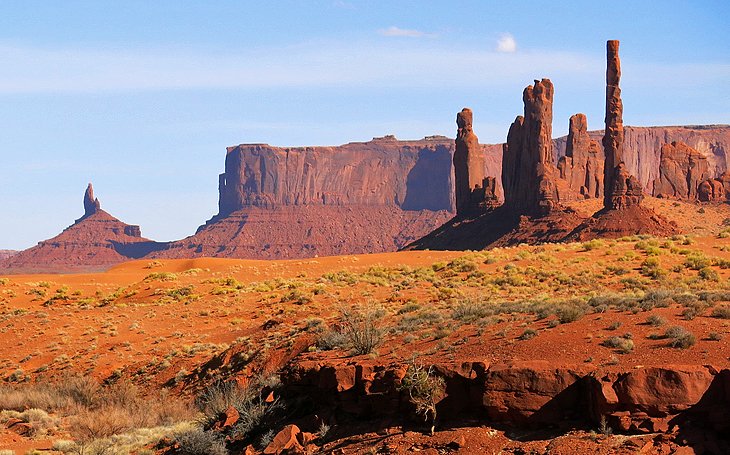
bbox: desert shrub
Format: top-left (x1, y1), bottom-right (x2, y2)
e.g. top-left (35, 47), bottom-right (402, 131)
top-left (664, 326), bottom-right (696, 349)
top-left (397, 302), bottom-right (421, 314)
top-left (582, 239), bottom-right (604, 251)
top-left (698, 267), bottom-right (719, 281)
top-left (316, 328), bottom-right (349, 351)
top-left (446, 257), bottom-right (479, 273)
top-left (280, 289), bottom-right (312, 305)
top-left (684, 253), bottom-right (711, 270)
top-left (518, 329), bottom-right (537, 340)
top-left (340, 307), bottom-right (385, 355)
top-left (398, 362), bottom-right (445, 435)
top-left (451, 299), bottom-right (492, 322)
top-left (556, 305), bottom-right (585, 324)
top-left (708, 332), bottom-right (723, 341)
top-left (601, 336), bottom-right (634, 353)
top-left (197, 380), bottom-right (282, 442)
top-left (173, 427), bottom-right (227, 455)
top-left (143, 272), bottom-right (178, 282)
top-left (711, 305), bottom-right (730, 319)
top-left (646, 315), bottom-right (666, 327)
top-left (640, 257), bottom-right (666, 280)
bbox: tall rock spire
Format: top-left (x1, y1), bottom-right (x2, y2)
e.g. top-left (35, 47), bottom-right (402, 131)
top-left (453, 108), bottom-right (497, 215)
top-left (603, 40), bottom-right (642, 210)
top-left (557, 113), bottom-right (603, 198)
top-left (83, 183), bottom-right (101, 218)
top-left (502, 78), bottom-right (559, 215)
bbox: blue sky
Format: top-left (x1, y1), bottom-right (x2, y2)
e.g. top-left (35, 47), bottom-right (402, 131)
top-left (1, 1), bottom-right (728, 249)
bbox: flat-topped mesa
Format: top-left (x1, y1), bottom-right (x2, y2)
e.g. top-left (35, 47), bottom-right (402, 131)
top-left (652, 141), bottom-right (711, 200)
top-left (453, 108), bottom-right (498, 215)
top-left (603, 40), bottom-right (643, 210)
top-left (216, 138), bottom-right (455, 218)
top-left (502, 78), bottom-right (560, 216)
top-left (83, 183), bottom-right (101, 218)
top-left (557, 114), bottom-right (603, 198)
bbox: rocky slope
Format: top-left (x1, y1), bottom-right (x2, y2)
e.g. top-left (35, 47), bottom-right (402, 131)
top-left (0, 184), bottom-right (158, 273)
top-left (0, 251), bottom-right (17, 261)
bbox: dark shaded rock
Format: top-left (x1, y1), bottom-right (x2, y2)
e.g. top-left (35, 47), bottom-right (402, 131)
top-left (454, 108), bottom-right (498, 215)
top-left (502, 79), bottom-right (560, 216)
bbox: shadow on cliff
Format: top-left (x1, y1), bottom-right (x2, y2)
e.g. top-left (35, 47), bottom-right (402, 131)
top-left (112, 240), bottom-right (166, 259)
top-left (401, 146), bottom-right (453, 212)
top-left (668, 369), bottom-right (730, 454)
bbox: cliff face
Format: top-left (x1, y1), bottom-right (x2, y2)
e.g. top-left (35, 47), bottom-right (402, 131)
top-left (553, 125), bottom-right (730, 194)
top-left (218, 136), bottom-right (455, 216)
top-left (652, 141), bottom-right (711, 200)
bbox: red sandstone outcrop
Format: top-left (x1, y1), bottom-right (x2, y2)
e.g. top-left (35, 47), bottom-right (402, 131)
top-left (557, 114), bottom-right (603, 199)
top-left (502, 78), bottom-right (561, 215)
top-left (0, 185), bottom-right (157, 273)
top-left (282, 358), bottom-right (730, 446)
top-left (81, 182), bottom-right (101, 219)
top-left (217, 136), bottom-right (454, 215)
top-left (152, 137), bottom-right (456, 260)
top-left (0, 250), bottom-right (17, 261)
top-left (602, 40), bottom-right (643, 210)
top-left (652, 141), bottom-right (710, 200)
top-left (454, 108), bottom-right (498, 215)
top-left (698, 173), bottom-right (729, 202)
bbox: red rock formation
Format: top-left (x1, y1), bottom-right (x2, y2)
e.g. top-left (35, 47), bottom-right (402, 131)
top-left (153, 137), bottom-right (455, 260)
top-left (82, 182), bottom-right (101, 219)
top-left (217, 136), bottom-right (454, 214)
top-left (454, 108), bottom-right (498, 215)
top-left (283, 358), bottom-right (730, 443)
top-left (502, 78), bottom-right (560, 215)
top-left (557, 114), bottom-right (603, 199)
top-left (652, 142), bottom-right (711, 200)
top-left (0, 185), bottom-right (157, 273)
top-left (0, 250), bottom-right (17, 261)
top-left (603, 40), bottom-right (643, 210)
top-left (698, 174), bottom-right (728, 202)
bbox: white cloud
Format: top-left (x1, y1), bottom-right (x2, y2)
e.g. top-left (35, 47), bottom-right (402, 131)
top-left (0, 41), bottom-right (725, 95)
top-left (497, 33), bottom-right (517, 53)
top-left (378, 26), bottom-right (428, 38)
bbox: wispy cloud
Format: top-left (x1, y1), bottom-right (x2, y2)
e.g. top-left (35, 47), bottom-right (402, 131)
top-left (0, 41), bottom-right (726, 95)
top-left (497, 33), bottom-right (517, 53)
top-left (377, 26), bottom-right (431, 38)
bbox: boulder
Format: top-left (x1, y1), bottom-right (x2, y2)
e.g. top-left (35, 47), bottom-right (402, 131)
top-left (263, 424), bottom-right (304, 454)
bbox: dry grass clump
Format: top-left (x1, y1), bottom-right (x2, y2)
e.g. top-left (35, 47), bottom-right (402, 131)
top-left (0, 376), bottom-right (195, 449)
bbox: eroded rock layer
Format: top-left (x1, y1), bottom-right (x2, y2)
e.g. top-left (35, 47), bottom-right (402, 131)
top-left (454, 108), bottom-right (495, 215)
top-left (502, 78), bottom-right (561, 215)
top-left (283, 358), bottom-right (729, 451)
top-left (652, 141), bottom-right (710, 200)
top-left (147, 205), bottom-right (452, 260)
top-left (557, 114), bottom-right (603, 199)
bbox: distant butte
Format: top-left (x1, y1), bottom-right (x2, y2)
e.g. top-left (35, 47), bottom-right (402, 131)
top-left (0, 184), bottom-right (158, 273)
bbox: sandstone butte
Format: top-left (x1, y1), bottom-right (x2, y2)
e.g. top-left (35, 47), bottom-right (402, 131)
top-left (0, 184), bottom-right (158, 273)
